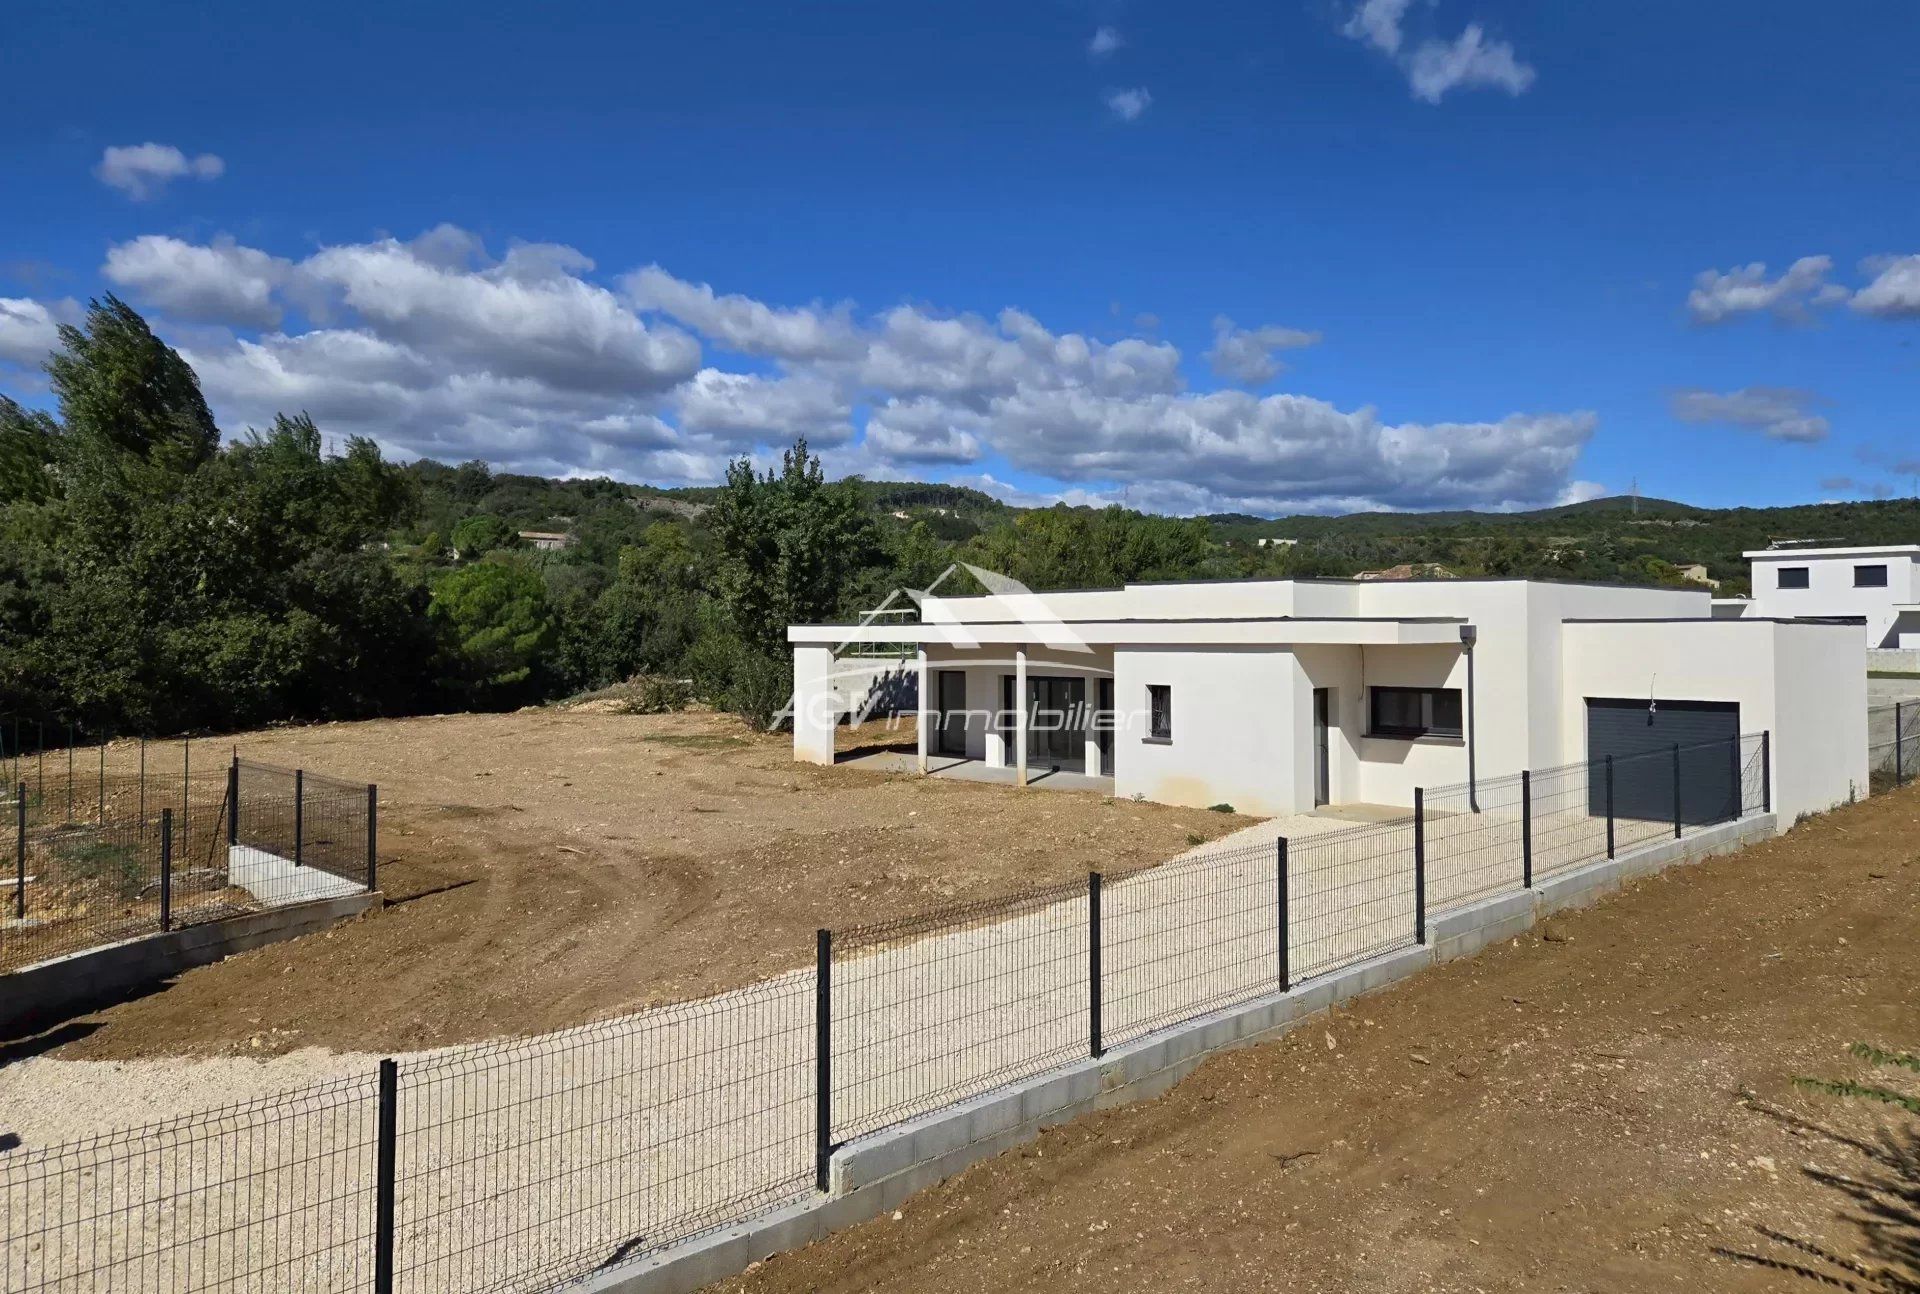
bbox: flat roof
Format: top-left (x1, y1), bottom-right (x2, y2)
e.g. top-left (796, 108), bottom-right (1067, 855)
top-left (915, 574), bottom-right (1713, 601)
top-left (1565, 615), bottom-right (1864, 625)
top-left (1744, 544), bottom-right (1920, 559)
top-left (790, 616), bottom-right (1469, 649)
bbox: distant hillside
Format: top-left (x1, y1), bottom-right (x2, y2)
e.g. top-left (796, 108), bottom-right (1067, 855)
top-left (401, 456), bottom-right (1919, 598)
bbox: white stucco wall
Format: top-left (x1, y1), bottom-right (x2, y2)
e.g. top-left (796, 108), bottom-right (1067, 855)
top-left (1560, 619), bottom-right (1865, 828)
top-left (1745, 548), bottom-right (1920, 648)
top-left (1112, 647), bottom-right (1301, 815)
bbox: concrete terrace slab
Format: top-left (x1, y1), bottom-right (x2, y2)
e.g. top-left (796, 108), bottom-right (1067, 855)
top-left (837, 750), bottom-right (1116, 795)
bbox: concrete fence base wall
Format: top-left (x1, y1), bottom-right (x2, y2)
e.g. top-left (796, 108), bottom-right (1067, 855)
top-left (1869, 647), bottom-right (1920, 675)
top-left (0, 891), bottom-right (381, 1037)
top-left (587, 811), bottom-right (1777, 1294)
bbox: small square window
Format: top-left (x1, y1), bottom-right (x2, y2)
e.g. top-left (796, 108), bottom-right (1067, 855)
top-left (1776, 566), bottom-right (1810, 590)
top-left (1147, 685), bottom-right (1172, 742)
top-left (1855, 564), bottom-right (1889, 588)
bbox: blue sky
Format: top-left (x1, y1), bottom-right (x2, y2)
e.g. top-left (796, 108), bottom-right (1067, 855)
top-left (4, 0), bottom-right (1917, 515)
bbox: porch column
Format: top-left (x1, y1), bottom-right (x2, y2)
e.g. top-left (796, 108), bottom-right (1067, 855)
top-left (1015, 648), bottom-right (1028, 787)
top-left (791, 645), bottom-right (837, 766)
top-left (915, 648), bottom-right (929, 774)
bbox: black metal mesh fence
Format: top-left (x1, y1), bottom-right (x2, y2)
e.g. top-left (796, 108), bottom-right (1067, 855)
top-left (0, 1072), bottom-right (380, 1293)
top-left (1286, 815), bottom-right (1420, 982)
top-left (1868, 700), bottom-right (1920, 793)
top-left (830, 881), bottom-right (1089, 1143)
top-left (1, 729), bottom-right (1790, 1292)
top-left (1422, 771), bottom-right (1525, 912)
top-left (1102, 841), bottom-right (1278, 1048)
top-left (1, 752), bottom-right (373, 973)
top-left (393, 980), bottom-right (813, 1294)
top-left (0, 983), bottom-right (816, 1294)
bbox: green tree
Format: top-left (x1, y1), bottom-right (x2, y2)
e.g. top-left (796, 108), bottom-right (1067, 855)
top-left (429, 558), bottom-right (556, 699)
top-left (0, 396), bottom-right (59, 504)
top-left (709, 438), bottom-right (881, 659)
top-left (451, 512), bottom-right (518, 559)
top-left (46, 295), bottom-right (219, 475)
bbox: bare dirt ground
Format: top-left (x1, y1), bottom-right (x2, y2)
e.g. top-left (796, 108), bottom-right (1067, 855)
top-left (40, 709), bottom-right (1252, 1061)
top-left (714, 784), bottom-right (1920, 1294)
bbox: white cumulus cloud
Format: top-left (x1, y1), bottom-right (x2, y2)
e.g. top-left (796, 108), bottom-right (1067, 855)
top-left (1851, 254), bottom-right (1920, 320)
top-left (1686, 255), bottom-right (1846, 324)
top-left (0, 297), bottom-right (79, 371)
top-left (1103, 87), bottom-right (1153, 121)
top-left (1341, 1), bottom-right (1535, 104)
top-left (1089, 26), bottom-right (1123, 58)
top-left (0, 224), bottom-right (1604, 513)
top-left (674, 369), bottom-right (853, 445)
top-left (1669, 386), bottom-right (1829, 443)
top-left (103, 235), bottom-right (292, 329)
top-left (622, 266), bottom-right (863, 361)
top-left (95, 143), bottom-right (225, 200)
top-left (1205, 316), bottom-right (1322, 386)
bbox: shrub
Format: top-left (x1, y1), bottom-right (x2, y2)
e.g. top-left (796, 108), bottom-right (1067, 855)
top-left (727, 651), bottom-right (794, 731)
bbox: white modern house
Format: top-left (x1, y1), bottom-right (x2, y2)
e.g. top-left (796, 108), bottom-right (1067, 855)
top-left (789, 576), bottom-right (1867, 828)
top-left (1714, 542), bottom-right (1920, 651)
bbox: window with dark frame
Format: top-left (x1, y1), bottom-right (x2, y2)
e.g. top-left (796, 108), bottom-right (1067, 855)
top-left (1777, 566), bottom-right (1810, 589)
top-left (1855, 563), bottom-right (1889, 588)
top-left (1368, 686), bottom-right (1463, 739)
top-left (1147, 684), bottom-right (1172, 742)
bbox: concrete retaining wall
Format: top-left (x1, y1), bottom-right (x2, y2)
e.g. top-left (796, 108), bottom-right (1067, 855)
top-left (0, 891), bottom-right (381, 1036)
top-left (587, 810), bottom-right (1775, 1294)
top-left (1870, 647), bottom-right (1920, 675)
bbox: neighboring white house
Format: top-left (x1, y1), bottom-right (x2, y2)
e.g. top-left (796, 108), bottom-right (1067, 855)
top-left (1714, 543), bottom-right (1920, 649)
top-left (789, 576), bottom-right (1866, 829)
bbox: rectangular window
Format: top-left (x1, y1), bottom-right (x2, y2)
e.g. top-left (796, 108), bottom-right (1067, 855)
top-left (1147, 685), bottom-right (1172, 742)
top-left (1854, 564), bottom-right (1889, 588)
top-left (1776, 566), bottom-right (1810, 589)
top-left (1369, 686), bottom-right (1463, 740)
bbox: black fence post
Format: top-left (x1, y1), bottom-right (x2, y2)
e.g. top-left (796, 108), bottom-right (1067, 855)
top-left (1726, 734), bottom-right (1741, 824)
top-left (1671, 742), bottom-right (1683, 840)
top-left (294, 769), bottom-right (304, 867)
top-left (366, 785), bottom-right (379, 892)
top-left (1275, 836), bottom-right (1290, 992)
top-left (13, 783), bottom-right (24, 921)
top-left (1412, 788), bottom-right (1426, 946)
top-left (159, 808), bottom-right (173, 933)
top-left (1520, 770), bottom-right (1533, 889)
top-left (97, 743), bottom-right (104, 825)
top-left (1897, 702), bottom-right (1907, 788)
top-left (1605, 755), bottom-right (1616, 859)
top-left (814, 929), bottom-right (832, 1192)
top-left (65, 724), bottom-right (73, 824)
top-left (1761, 730), bottom-right (1772, 815)
top-left (227, 758), bottom-right (240, 846)
top-left (1088, 870), bottom-right (1104, 1058)
top-left (374, 1057), bottom-right (398, 1294)
top-left (138, 736), bottom-right (147, 831)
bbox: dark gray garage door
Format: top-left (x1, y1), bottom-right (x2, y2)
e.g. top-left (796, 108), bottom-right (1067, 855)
top-left (1585, 698), bottom-right (1741, 825)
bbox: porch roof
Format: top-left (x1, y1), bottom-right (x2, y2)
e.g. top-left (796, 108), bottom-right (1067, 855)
top-left (789, 615), bottom-right (1467, 649)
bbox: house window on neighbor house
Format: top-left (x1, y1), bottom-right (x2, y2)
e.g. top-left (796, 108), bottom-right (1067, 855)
top-left (1855, 564), bottom-right (1889, 588)
top-left (1369, 686), bottom-right (1463, 740)
top-left (1777, 566), bottom-right (1810, 589)
top-left (1146, 685), bottom-right (1172, 743)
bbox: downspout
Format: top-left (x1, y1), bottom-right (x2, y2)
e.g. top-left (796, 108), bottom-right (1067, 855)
top-left (1460, 624), bottom-right (1479, 812)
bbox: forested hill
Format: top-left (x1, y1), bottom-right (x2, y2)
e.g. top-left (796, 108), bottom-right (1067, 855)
top-left (4, 296), bottom-right (1915, 740)
top-left (434, 456), bottom-right (1919, 602)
